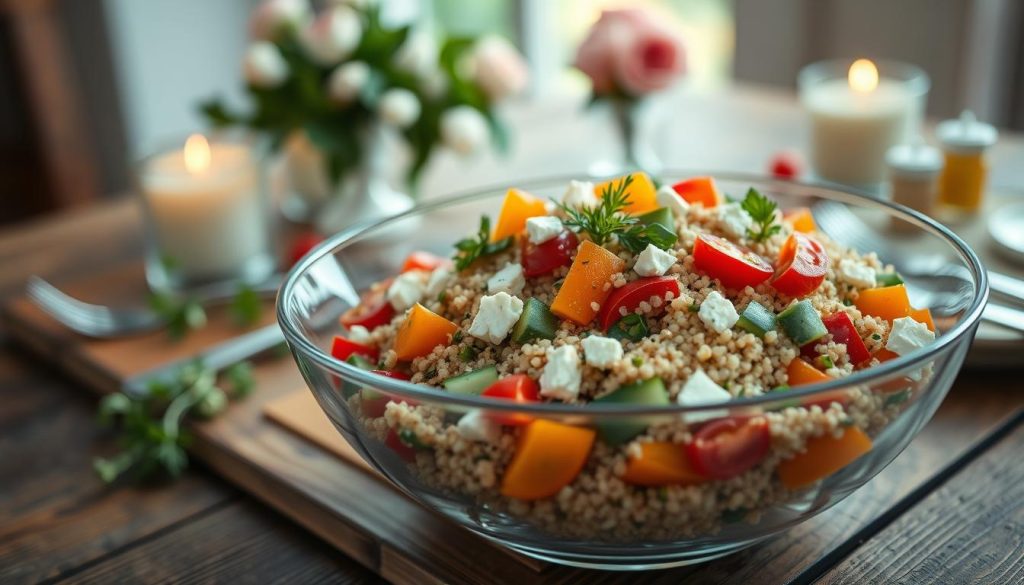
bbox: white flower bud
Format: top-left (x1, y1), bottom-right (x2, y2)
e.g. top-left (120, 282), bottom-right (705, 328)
top-left (377, 88), bottom-right (421, 128)
top-left (249, 0), bottom-right (311, 40)
top-left (299, 5), bottom-right (362, 66)
top-left (243, 42), bottom-right (289, 88)
top-left (393, 32), bottom-right (436, 78)
top-left (440, 106), bottom-right (489, 155)
top-left (468, 35), bottom-right (528, 102)
top-left (421, 70), bottom-right (449, 100)
top-left (327, 61), bottom-right (369, 104)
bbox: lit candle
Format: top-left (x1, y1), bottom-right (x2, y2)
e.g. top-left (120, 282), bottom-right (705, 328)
top-left (139, 133), bottom-right (274, 289)
top-left (799, 59), bottom-right (929, 186)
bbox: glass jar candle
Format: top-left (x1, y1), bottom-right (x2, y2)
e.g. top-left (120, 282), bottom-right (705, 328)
top-left (137, 132), bottom-right (275, 292)
top-left (799, 59), bottom-right (930, 187)
top-left (937, 110), bottom-right (998, 213)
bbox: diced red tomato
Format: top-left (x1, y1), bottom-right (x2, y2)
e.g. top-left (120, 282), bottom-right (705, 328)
top-left (481, 374), bottom-right (541, 425)
top-left (331, 335), bottom-right (379, 361)
top-left (597, 276), bottom-right (680, 331)
top-left (692, 234), bottom-right (774, 290)
top-left (769, 150), bottom-right (803, 180)
top-left (687, 417), bottom-right (771, 480)
top-left (288, 232), bottom-right (323, 266)
top-left (771, 233), bottom-right (828, 297)
top-left (401, 251), bottom-right (452, 273)
top-left (671, 177), bottom-right (721, 208)
top-left (521, 230), bottom-right (579, 278)
top-left (385, 428), bottom-right (417, 462)
top-left (360, 370), bottom-right (413, 418)
top-left (340, 279), bottom-right (396, 331)
top-left (822, 312), bottom-right (871, 364)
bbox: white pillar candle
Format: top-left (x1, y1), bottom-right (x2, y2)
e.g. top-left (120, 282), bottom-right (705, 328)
top-left (141, 134), bottom-right (272, 286)
top-left (800, 59), bottom-right (929, 186)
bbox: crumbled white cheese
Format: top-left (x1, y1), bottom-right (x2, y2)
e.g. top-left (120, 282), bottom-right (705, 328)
top-left (837, 258), bottom-right (877, 289)
top-left (633, 243), bottom-right (678, 277)
top-left (677, 370), bottom-right (732, 423)
top-left (386, 270), bottom-right (426, 311)
top-left (487, 263), bottom-right (525, 296)
top-left (467, 292), bottom-right (523, 344)
top-left (561, 180), bottom-right (598, 209)
top-left (656, 185), bottom-right (690, 218)
top-left (525, 216), bottom-right (563, 245)
top-left (717, 202), bottom-right (753, 239)
top-left (456, 409), bottom-right (501, 443)
top-left (581, 335), bottom-right (623, 369)
top-left (539, 345), bottom-right (582, 401)
top-left (347, 324), bottom-right (372, 345)
top-left (885, 316), bottom-right (935, 356)
top-left (424, 267), bottom-right (452, 299)
top-left (698, 291), bottom-right (739, 333)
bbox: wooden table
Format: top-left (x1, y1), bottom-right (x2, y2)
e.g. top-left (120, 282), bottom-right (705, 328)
top-left (2, 85), bottom-right (1023, 584)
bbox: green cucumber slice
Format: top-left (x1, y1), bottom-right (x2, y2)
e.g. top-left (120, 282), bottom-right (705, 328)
top-left (778, 300), bottom-right (828, 345)
top-left (875, 272), bottom-right (903, 287)
top-left (511, 298), bottom-right (559, 343)
top-left (607, 313), bottom-right (648, 342)
top-left (443, 366), bottom-right (499, 395)
top-left (736, 301), bottom-right (776, 338)
top-left (346, 354), bottom-right (375, 370)
top-left (593, 377), bottom-right (670, 445)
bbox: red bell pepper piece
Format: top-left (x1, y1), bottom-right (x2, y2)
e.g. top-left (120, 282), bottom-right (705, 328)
top-left (800, 312), bottom-right (871, 365)
top-left (481, 374), bottom-right (541, 426)
top-left (331, 335), bottom-right (379, 362)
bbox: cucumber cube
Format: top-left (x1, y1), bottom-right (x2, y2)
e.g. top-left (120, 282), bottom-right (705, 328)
top-left (637, 207), bottom-right (675, 232)
top-left (875, 272), bottom-right (904, 287)
top-left (778, 300), bottom-right (828, 346)
top-left (593, 378), bottom-right (670, 445)
top-left (443, 366), bottom-right (499, 395)
top-left (736, 301), bottom-right (776, 338)
top-left (511, 298), bottom-right (560, 343)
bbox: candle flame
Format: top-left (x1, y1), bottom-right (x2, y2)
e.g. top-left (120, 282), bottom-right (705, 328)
top-left (848, 59), bottom-right (879, 93)
top-left (183, 134), bottom-right (211, 174)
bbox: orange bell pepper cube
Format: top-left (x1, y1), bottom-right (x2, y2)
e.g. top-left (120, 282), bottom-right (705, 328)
top-left (550, 240), bottom-right (626, 325)
top-left (500, 419), bottom-right (596, 500)
top-left (787, 357), bottom-right (833, 386)
top-left (393, 303), bottom-right (459, 361)
top-left (873, 348), bottom-right (900, 363)
top-left (777, 426), bottom-right (873, 489)
top-left (909, 307), bottom-right (935, 332)
top-left (783, 207), bottom-right (817, 233)
top-left (671, 176), bottom-right (722, 208)
top-left (492, 188), bottom-right (548, 242)
top-left (854, 284), bottom-right (912, 323)
top-left (621, 442), bottom-right (707, 487)
top-left (594, 172), bottom-right (659, 215)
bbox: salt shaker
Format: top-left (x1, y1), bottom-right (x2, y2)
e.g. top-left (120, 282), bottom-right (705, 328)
top-left (936, 110), bottom-right (998, 212)
top-left (886, 140), bottom-right (943, 230)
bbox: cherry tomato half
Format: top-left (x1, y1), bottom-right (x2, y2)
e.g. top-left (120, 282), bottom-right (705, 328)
top-left (341, 279), bottom-right (396, 331)
top-left (481, 374), bottom-right (541, 426)
top-left (692, 233), bottom-right (774, 290)
top-left (687, 417), bottom-right (771, 480)
top-left (401, 251), bottom-right (452, 273)
top-left (331, 335), bottom-right (379, 361)
top-left (597, 276), bottom-right (681, 331)
top-left (771, 233), bottom-right (828, 297)
top-left (522, 230), bottom-right (579, 278)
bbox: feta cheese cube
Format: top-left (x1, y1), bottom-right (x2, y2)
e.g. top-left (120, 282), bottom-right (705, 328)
top-left (656, 185), bottom-right (690, 218)
top-left (487, 263), bottom-right (526, 296)
top-left (424, 267), bottom-right (452, 299)
top-left (698, 291), bottom-right (739, 333)
top-left (677, 370), bottom-right (732, 423)
top-left (581, 335), bottom-right (623, 368)
top-left (837, 259), bottom-right (877, 289)
top-left (561, 180), bottom-right (598, 209)
top-left (539, 345), bottom-right (581, 401)
top-left (456, 409), bottom-right (501, 443)
top-left (525, 216), bottom-right (564, 245)
top-left (347, 324), bottom-right (372, 345)
top-left (386, 270), bottom-right (426, 311)
top-left (885, 316), bottom-right (935, 356)
top-left (633, 243), bottom-right (678, 277)
top-left (467, 292), bottom-right (524, 344)
top-left (718, 202), bottom-right (753, 239)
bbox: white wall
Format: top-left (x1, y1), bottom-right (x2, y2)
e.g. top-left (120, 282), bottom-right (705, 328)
top-left (103, 0), bottom-right (257, 157)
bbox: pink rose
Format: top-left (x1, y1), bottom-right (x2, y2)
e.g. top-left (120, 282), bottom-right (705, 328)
top-left (574, 9), bottom-right (686, 97)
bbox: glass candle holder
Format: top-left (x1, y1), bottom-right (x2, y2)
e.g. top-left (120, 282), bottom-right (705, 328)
top-left (137, 131), bottom-right (276, 293)
top-left (799, 59), bottom-right (930, 188)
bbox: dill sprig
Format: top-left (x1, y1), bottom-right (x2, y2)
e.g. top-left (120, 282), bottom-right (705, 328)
top-left (558, 175), bottom-right (638, 246)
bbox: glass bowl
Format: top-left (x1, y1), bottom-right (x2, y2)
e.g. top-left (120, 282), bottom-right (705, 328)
top-left (277, 173), bottom-right (987, 570)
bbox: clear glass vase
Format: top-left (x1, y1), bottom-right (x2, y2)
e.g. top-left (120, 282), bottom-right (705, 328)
top-left (588, 98), bottom-right (664, 178)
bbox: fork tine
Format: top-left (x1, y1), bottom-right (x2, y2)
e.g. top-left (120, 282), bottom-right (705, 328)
top-left (26, 277), bottom-right (124, 335)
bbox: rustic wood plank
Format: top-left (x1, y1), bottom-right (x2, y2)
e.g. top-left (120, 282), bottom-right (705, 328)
top-left (818, 413), bottom-right (1024, 585)
top-left (57, 500), bottom-right (383, 585)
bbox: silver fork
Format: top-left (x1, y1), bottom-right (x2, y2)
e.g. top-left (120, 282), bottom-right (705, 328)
top-left (26, 274), bottom-right (282, 338)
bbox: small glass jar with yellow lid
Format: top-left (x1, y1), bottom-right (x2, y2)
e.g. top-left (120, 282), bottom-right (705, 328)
top-left (936, 110), bottom-right (998, 212)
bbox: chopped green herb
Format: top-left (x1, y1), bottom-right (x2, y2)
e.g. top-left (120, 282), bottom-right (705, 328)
top-left (875, 271), bottom-right (904, 287)
top-left (437, 290), bottom-right (448, 303)
top-left (398, 428), bottom-right (429, 450)
top-left (229, 284), bottom-right (262, 328)
top-left (631, 356), bottom-right (643, 367)
top-left (148, 291), bottom-right (206, 340)
top-left (842, 298), bottom-right (853, 306)
top-left (224, 361), bottom-right (255, 398)
top-left (424, 368), bottom-right (438, 380)
top-left (453, 215), bottom-right (513, 270)
top-left (884, 389), bottom-right (911, 408)
top-left (815, 355), bottom-right (834, 369)
top-left (458, 346), bottom-right (478, 362)
top-left (657, 487), bottom-right (669, 502)
top-left (871, 333), bottom-right (882, 341)
top-left (741, 188), bottom-right (782, 242)
top-left (688, 303), bottom-right (700, 313)
top-left (452, 330), bottom-right (463, 343)
top-left (608, 313), bottom-right (648, 342)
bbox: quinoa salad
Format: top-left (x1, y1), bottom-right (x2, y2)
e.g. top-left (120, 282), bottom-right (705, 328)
top-left (329, 173), bottom-right (938, 539)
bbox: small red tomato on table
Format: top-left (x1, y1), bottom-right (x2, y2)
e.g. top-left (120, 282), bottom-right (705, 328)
top-left (769, 150), bottom-right (804, 180)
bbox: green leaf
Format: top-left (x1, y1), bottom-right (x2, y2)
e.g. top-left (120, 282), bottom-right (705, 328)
top-left (452, 215), bottom-right (513, 270)
top-left (741, 188), bottom-right (781, 242)
top-left (148, 292), bottom-right (207, 341)
top-left (224, 361), bottom-right (256, 398)
top-left (229, 285), bottom-right (262, 328)
top-left (199, 99), bottom-right (241, 127)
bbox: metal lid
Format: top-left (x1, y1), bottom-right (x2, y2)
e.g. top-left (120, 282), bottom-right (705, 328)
top-left (886, 140), bottom-right (943, 178)
top-left (936, 110), bottom-right (998, 153)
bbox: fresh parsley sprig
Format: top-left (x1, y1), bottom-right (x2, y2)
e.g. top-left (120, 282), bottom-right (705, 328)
top-left (558, 174), bottom-right (677, 253)
top-left (148, 292), bottom-right (207, 340)
top-left (741, 188), bottom-right (782, 242)
top-left (94, 359), bottom-right (255, 484)
top-left (453, 215), bottom-right (513, 271)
